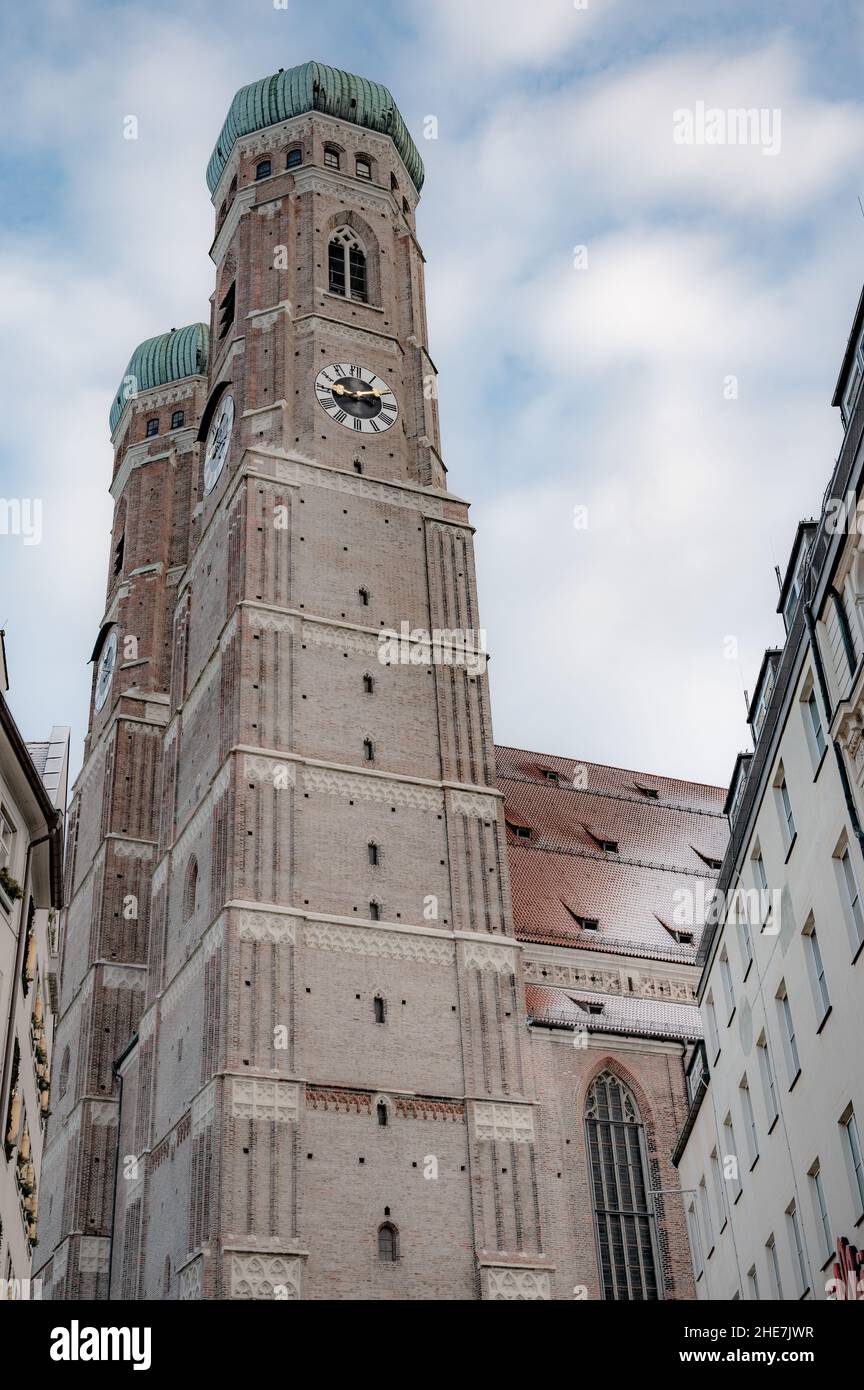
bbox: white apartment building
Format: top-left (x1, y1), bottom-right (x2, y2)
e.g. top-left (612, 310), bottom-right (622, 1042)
top-left (676, 283), bottom-right (864, 1301)
top-left (0, 633), bottom-right (67, 1294)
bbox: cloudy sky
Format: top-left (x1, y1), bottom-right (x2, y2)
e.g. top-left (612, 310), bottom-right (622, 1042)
top-left (1, 0), bottom-right (862, 788)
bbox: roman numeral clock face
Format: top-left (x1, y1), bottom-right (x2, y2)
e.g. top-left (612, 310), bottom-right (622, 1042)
top-left (315, 364), bottom-right (398, 433)
top-left (203, 392), bottom-right (235, 495)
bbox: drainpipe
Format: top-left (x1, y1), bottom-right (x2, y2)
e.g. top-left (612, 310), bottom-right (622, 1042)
top-left (803, 600), bottom-right (864, 863)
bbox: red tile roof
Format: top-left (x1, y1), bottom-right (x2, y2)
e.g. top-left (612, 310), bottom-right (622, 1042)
top-left (525, 984), bottom-right (702, 1042)
top-left (496, 745), bottom-right (728, 965)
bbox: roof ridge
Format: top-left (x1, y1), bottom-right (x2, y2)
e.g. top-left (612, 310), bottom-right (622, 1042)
top-left (495, 744), bottom-right (726, 799)
top-left (497, 769), bottom-right (727, 819)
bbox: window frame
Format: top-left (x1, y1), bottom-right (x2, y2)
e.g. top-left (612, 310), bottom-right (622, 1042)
top-left (802, 914), bottom-right (831, 1026)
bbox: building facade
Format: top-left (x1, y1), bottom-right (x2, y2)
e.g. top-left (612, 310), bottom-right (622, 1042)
top-left (36, 61), bottom-right (722, 1301)
top-left (676, 284), bottom-right (864, 1301)
top-left (0, 632), bottom-right (68, 1293)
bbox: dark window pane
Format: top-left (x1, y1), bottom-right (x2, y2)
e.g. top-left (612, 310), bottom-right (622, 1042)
top-left (328, 239), bottom-right (346, 296)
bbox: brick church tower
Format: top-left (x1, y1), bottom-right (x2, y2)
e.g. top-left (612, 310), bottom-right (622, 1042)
top-left (37, 62), bottom-right (549, 1301)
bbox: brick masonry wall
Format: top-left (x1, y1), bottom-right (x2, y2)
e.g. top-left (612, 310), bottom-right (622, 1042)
top-left (38, 104), bottom-right (699, 1303)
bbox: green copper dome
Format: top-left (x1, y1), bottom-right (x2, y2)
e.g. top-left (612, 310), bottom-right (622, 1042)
top-left (109, 323), bottom-right (209, 433)
top-left (206, 60), bottom-right (424, 197)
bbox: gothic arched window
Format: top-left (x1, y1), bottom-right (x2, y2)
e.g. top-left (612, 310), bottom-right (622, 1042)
top-left (328, 226), bottom-right (368, 304)
top-left (378, 1222), bottom-right (398, 1261)
top-left (585, 1069), bottom-right (660, 1300)
top-left (183, 856), bottom-right (198, 925)
top-left (58, 1046), bottom-right (70, 1100)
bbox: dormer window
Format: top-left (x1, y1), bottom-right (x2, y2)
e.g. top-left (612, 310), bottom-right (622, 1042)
top-left (356, 156), bottom-right (372, 180)
top-left (635, 784), bottom-right (659, 799)
top-left (587, 830), bottom-right (618, 854)
top-left (693, 846), bottom-right (723, 870)
top-left (563, 906), bottom-right (599, 931)
top-left (657, 916), bottom-right (694, 946)
top-left (505, 820), bottom-right (531, 840)
top-left (286, 148), bottom-right (302, 169)
top-left (540, 768), bottom-right (559, 784)
top-left (255, 159), bottom-right (271, 180)
top-left (573, 999), bottom-right (605, 1016)
top-left (324, 146), bottom-right (340, 170)
top-left (146, 418), bottom-right (159, 438)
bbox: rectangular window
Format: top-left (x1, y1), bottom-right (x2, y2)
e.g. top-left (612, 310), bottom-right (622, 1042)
top-left (752, 849), bottom-right (773, 930)
top-left (757, 1032), bottom-right (779, 1129)
top-left (723, 1113), bottom-right (742, 1201)
top-left (786, 1200), bottom-right (809, 1297)
top-left (774, 769), bottom-right (796, 851)
top-left (720, 951), bottom-right (735, 1022)
top-left (705, 994), bottom-right (720, 1062)
top-left (0, 810), bottom-right (14, 872)
top-left (836, 844), bottom-right (864, 950)
top-left (802, 915), bottom-right (831, 1023)
top-left (776, 983), bottom-right (801, 1084)
top-left (842, 1107), bottom-right (864, 1213)
top-left (711, 1149), bottom-right (727, 1233)
top-left (699, 1177), bottom-right (714, 1255)
top-left (740, 1075), bottom-right (758, 1167)
top-left (808, 1160), bottom-right (832, 1264)
top-left (736, 905), bottom-right (753, 977)
top-left (687, 1201), bottom-right (704, 1280)
top-left (767, 1235), bottom-right (783, 1299)
top-left (747, 1265), bottom-right (760, 1300)
top-left (803, 685), bottom-right (826, 764)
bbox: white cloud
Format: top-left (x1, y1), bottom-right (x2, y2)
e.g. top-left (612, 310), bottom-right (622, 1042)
top-left (426, 0), bottom-right (615, 70)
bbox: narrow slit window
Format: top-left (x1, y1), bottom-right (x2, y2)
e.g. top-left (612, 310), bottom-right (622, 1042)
top-left (363, 673), bottom-right (374, 695)
top-left (373, 996), bottom-right (386, 1024)
top-left (368, 842), bottom-right (379, 866)
top-left (363, 738), bottom-right (374, 762)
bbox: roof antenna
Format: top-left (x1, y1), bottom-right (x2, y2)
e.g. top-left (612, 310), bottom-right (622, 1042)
top-left (774, 564), bottom-right (783, 593)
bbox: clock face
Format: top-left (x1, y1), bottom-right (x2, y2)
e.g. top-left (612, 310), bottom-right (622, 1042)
top-left (315, 364), bottom-right (398, 434)
top-left (203, 392), bottom-right (235, 495)
top-left (95, 629), bottom-right (118, 713)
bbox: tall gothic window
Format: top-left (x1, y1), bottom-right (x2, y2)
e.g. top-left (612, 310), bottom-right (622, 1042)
top-left (378, 1222), bottom-right (398, 1261)
top-left (328, 226), bottom-right (368, 303)
top-left (585, 1070), bottom-right (660, 1300)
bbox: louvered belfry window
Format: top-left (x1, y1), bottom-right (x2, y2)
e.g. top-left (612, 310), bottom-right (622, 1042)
top-left (585, 1070), bottom-right (660, 1300)
top-left (328, 227), bottom-right (368, 303)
